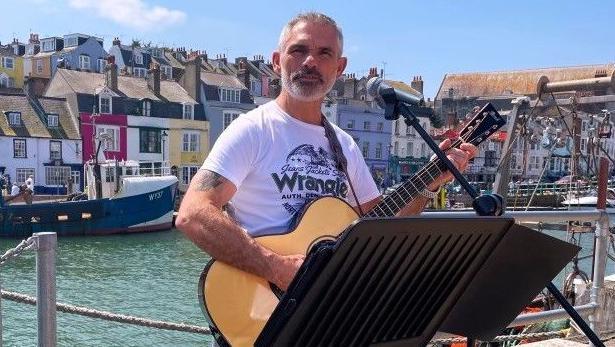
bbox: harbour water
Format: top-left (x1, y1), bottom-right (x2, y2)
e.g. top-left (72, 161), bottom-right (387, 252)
top-left (1, 227), bottom-right (613, 346)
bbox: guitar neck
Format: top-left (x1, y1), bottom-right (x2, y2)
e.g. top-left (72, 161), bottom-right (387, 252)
top-left (366, 139), bottom-right (463, 218)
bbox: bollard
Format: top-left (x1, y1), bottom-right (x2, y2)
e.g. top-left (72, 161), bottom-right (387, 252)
top-left (35, 232), bottom-right (57, 347)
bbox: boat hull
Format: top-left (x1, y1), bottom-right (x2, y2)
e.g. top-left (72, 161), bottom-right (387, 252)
top-left (0, 180), bottom-right (178, 237)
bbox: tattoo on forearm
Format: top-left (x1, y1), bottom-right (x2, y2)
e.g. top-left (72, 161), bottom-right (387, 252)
top-left (195, 170), bottom-right (224, 191)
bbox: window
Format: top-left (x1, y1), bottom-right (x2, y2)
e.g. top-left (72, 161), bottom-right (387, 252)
top-left (16, 168), bottom-right (35, 184)
top-left (0, 75), bottom-right (9, 88)
top-left (3, 57), bottom-right (14, 70)
top-left (98, 59), bottom-right (106, 73)
top-left (219, 88), bottom-right (241, 103)
top-left (133, 67), bottom-right (147, 78)
top-left (47, 113), bottom-right (59, 127)
top-left (183, 104), bottom-right (194, 120)
top-left (407, 142), bottom-right (413, 157)
top-left (96, 126), bottom-right (120, 151)
top-left (580, 138), bottom-right (587, 152)
top-left (182, 132), bottom-right (200, 152)
top-left (347, 119), bottom-right (355, 129)
top-left (362, 142), bottom-right (370, 158)
top-left (41, 40), bottom-right (54, 52)
top-left (142, 100), bottom-right (151, 117)
top-left (223, 111), bottom-right (240, 129)
top-left (581, 121), bottom-right (587, 132)
top-left (375, 143), bottom-right (382, 159)
top-left (45, 166), bottom-right (70, 185)
top-left (377, 122), bottom-right (383, 132)
top-left (250, 79), bottom-right (259, 94)
top-left (65, 37), bottom-right (78, 47)
top-left (529, 156), bottom-right (541, 170)
top-left (181, 166), bottom-right (199, 185)
top-left (139, 128), bottom-right (161, 153)
top-left (50, 140), bottom-right (62, 160)
top-left (485, 150), bottom-right (497, 167)
top-left (7, 112), bottom-right (21, 126)
top-left (134, 53), bottom-right (143, 65)
top-left (394, 119), bottom-right (400, 135)
top-left (36, 60), bottom-right (43, 73)
top-left (420, 143), bottom-right (426, 158)
top-left (14, 139), bottom-right (27, 158)
top-left (99, 95), bottom-right (111, 114)
top-left (394, 141), bottom-right (398, 155)
top-left (363, 121), bottom-right (370, 131)
top-left (161, 65), bottom-right (172, 79)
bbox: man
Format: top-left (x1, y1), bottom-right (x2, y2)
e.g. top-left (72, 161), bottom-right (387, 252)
top-left (25, 175), bottom-right (34, 193)
top-left (176, 12), bottom-right (477, 291)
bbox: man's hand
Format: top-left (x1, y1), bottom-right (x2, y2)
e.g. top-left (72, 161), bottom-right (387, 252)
top-left (430, 138), bottom-right (478, 189)
top-left (270, 254), bottom-right (305, 291)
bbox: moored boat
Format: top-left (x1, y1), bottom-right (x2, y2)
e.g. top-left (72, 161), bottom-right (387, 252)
top-left (0, 159), bottom-right (178, 237)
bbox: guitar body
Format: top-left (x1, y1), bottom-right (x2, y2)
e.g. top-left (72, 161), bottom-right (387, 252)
top-left (199, 196), bottom-right (359, 347)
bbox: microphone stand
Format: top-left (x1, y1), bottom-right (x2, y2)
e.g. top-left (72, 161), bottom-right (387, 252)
top-left (383, 98), bottom-right (605, 347)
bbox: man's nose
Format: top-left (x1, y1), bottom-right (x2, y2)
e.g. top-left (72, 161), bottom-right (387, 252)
top-left (302, 53), bottom-right (317, 68)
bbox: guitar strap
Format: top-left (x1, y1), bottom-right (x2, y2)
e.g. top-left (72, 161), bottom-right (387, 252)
top-left (321, 115), bottom-right (365, 217)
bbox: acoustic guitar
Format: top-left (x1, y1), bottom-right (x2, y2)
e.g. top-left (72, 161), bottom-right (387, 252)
top-left (198, 103), bottom-right (505, 346)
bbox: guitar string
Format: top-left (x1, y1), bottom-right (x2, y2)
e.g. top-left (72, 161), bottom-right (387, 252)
top-left (367, 123), bottom-right (481, 218)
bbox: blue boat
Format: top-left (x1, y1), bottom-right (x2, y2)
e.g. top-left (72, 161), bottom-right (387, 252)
top-left (1, 160), bottom-right (178, 237)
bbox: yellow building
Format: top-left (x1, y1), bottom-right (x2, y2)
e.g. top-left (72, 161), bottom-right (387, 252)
top-left (168, 118), bottom-right (210, 192)
top-left (0, 45), bottom-right (24, 88)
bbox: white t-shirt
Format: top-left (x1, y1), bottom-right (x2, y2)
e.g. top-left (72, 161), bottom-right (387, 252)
top-left (202, 101), bottom-right (380, 237)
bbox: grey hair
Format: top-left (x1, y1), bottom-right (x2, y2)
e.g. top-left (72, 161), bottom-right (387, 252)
top-left (278, 12), bottom-right (344, 56)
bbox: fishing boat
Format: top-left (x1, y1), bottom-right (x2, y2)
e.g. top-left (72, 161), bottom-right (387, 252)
top-left (0, 159), bottom-right (178, 237)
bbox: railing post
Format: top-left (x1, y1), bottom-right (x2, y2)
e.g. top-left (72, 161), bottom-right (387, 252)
top-left (34, 232), bottom-right (57, 347)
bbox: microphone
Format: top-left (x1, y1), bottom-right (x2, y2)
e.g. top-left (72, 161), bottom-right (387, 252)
top-left (367, 77), bottom-right (425, 108)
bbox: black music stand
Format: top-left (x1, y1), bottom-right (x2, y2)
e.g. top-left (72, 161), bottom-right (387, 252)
top-left (255, 216), bottom-right (579, 347)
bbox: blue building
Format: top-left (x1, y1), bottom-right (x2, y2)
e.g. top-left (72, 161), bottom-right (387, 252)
top-left (54, 34), bottom-right (107, 74)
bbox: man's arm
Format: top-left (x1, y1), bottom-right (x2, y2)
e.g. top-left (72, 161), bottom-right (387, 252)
top-left (175, 169), bottom-right (303, 290)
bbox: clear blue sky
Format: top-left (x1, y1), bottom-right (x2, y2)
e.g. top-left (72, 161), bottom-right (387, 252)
top-left (2, 0), bottom-right (613, 98)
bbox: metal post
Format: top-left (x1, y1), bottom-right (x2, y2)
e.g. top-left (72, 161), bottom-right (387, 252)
top-left (589, 158), bottom-right (610, 344)
top-left (35, 232), bottom-right (57, 347)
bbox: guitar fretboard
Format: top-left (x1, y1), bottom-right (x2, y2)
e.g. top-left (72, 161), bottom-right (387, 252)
top-left (366, 139), bottom-right (463, 218)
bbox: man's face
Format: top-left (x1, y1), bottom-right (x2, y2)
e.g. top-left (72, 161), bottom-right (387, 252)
top-left (273, 20), bottom-right (347, 102)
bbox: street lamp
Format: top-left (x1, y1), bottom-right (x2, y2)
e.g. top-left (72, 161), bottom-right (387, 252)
top-left (161, 130), bottom-right (168, 162)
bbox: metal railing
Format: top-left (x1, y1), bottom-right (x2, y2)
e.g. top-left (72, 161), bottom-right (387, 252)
top-left (428, 209), bottom-right (610, 345)
top-left (1, 232), bottom-right (57, 347)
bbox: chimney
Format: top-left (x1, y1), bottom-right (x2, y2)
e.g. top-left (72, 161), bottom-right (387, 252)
top-left (29, 33), bottom-right (39, 44)
top-left (181, 55), bottom-right (201, 103)
top-left (105, 55), bottom-right (118, 90)
top-left (147, 62), bottom-right (161, 95)
top-left (343, 74), bottom-right (356, 98)
top-left (237, 58), bottom-right (250, 89)
top-left (112, 37), bottom-right (121, 46)
top-left (411, 75), bottom-right (424, 94)
top-left (368, 67), bottom-right (378, 79)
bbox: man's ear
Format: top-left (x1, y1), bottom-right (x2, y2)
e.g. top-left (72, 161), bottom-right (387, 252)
top-left (336, 57), bottom-right (348, 77)
top-left (272, 51), bottom-right (281, 74)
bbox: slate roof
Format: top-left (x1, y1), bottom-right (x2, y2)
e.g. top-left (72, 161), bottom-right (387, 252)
top-left (201, 71), bottom-right (246, 89)
top-left (0, 93), bottom-right (79, 139)
top-left (435, 63), bottom-right (615, 100)
top-left (50, 69), bottom-right (198, 104)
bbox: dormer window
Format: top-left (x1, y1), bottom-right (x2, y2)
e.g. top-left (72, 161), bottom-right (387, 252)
top-left (7, 112), bottom-right (21, 126)
top-left (134, 53), bottom-right (143, 65)
top-left (219, 88), bottom-right (241, 103)
top-left (41, 39), bottom-right (55, 52)
top-left (79, 55), bottom-right (90, 70)
top-left (183, 103), bottom-right (194, 120)
top-left (2, 57), bottom-right (14, 70)
top-left (65, 36), bottom-right (78, 47)
top-left (142, 100), bottom-right (151, 117)
top-left (99, 95), bottom-right (112, 114)
top-left (47, 114), bottom-right (59, 127)
top-left (161, 65), bottom-right (172, 79)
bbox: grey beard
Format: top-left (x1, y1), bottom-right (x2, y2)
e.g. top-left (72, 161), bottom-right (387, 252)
top-left (281, 73), bottom-right (334, 102)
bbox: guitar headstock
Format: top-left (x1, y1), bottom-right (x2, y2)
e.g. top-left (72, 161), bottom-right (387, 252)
top-left (459, 103), bottom-right (506, 146)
